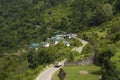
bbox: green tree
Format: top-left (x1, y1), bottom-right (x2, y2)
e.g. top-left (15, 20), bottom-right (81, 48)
top-left (97, 47), bottom-right (119, 80)
top-left (90, 3), bottom-right (113, 26)
top-left (27, 50), bottom-right (38, 69)
top-left (114, 0), bottom-right (120, 13)
top-left (102, 4), bottom-right (113, 20)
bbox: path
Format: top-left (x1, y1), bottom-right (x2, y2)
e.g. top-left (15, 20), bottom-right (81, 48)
top-left (72, 38), bottom-right (88, 53)
top-left (36, 37), bottom-right (88, 80)
top-left (36, 60), bottom-right (65, 80)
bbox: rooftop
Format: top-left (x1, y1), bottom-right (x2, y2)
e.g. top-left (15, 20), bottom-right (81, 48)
top-left (30, 42), bottom-right (39, 48)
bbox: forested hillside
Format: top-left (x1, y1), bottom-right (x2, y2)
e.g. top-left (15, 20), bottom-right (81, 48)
top-left (0, 0), bottom-right (120, 80)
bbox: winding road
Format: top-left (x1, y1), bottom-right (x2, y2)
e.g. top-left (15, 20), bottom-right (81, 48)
top-left (36, 38), bottom-right (88, 80)
top-left (72, 38), bottom-right (88, 53)
top-left (36, 60), bottom-right (65, 80)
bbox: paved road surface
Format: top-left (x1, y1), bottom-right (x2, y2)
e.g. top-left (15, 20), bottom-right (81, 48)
top-left (36, 61), bottom-right (65, 80)
top-left (72, 38), bottom-right (88, 53)
top-left (36, 38), bottom-right (88, 80)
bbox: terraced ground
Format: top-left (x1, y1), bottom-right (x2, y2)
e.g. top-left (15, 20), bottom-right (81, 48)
top-left (53, 64), bottom-right (100, 80)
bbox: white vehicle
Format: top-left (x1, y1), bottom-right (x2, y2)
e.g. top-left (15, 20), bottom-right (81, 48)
top-left (54, 62), bottom-right (62, 67)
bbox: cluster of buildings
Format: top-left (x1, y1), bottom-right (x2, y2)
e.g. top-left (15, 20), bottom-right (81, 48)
top-left (29, 31), bottom-right (77, 51)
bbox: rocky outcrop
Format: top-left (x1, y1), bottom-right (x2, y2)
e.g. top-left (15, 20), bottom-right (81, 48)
top-left (58, 68), bottom-right (67, 80)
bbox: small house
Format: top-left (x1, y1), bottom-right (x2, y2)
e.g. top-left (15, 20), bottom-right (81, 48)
top-left (54, 31), bottom-right (66, 35)
top-left (30, 42), bottom-right (39, 51)
top-left (65, 34), bottom-right (72, 38)
top-left (71, 33), bottom-right (77, 38)
top-left (42, 42), bottom-right (50, 47)
top-left (64, 41), bottom-right (70, 47)
top-left (51, 37), bottom-right (59, 45)
top-left (56, 35), bottom-right (64, 40)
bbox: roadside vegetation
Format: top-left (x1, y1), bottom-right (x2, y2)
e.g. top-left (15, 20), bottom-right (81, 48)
top-left (0, 0), bottom-right (120, 80)
top-left (27, 38), bottom-right (83, 69)
top-left (69, 39), bottom-right (82, 47)
top-left (81, 43), bottom-right (94, 57)
top-left (0, 39), bottom-right (81, 80)
top-left (79, 15), bottom-right (120, 79)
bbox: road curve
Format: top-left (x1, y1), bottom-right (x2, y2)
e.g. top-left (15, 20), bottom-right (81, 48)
top-left (36, 38), bottom-right (88, 80)
top-left (36, 61), bottom-right (65, 80)
top-left (72, 38), bottom-right (88, 53)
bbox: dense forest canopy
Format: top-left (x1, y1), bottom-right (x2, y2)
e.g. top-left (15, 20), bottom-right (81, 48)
top-left (0, 0), bottom-right (119, 53)
top-left (0, 0), bottom-right (120, 80)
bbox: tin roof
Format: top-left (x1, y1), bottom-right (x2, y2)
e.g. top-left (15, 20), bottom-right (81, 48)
top-left (30, 42), bottom-right (39, 48)
top-left (42, 42), bottom-right (49, 45)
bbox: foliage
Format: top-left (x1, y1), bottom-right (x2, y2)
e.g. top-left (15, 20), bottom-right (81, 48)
top-left (97, 47), bottom-right (119, 80)
top-left (81, 13), bottom-right (120, 79)
top-left (0, 0), bottom-right (119, 53)
top-left (27, 43), bottom-right (72, 69)
top-left (69, 39), bottom-right (82, 47)
top-left (0, 0), bottom-right (120, 79)
top-left (0, 53), bottom-right (30, 80)
top-left (81, 43), bottom-right (94, 56)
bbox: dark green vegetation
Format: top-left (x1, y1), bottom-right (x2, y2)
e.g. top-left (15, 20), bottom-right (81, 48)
top-left (0, 0), bottom-right (120, 80)
top-left (80, 14), bottom-right (120, 79)
top-left (28, 43), bottom-right (75, 69)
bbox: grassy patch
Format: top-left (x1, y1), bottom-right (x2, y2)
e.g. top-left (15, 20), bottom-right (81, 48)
top-left (111, 49), bottom-right (120, 72)
top-left (53, 64), bottom-right (100, 80)
top-left (53, 70), bottom-right (60, 80)
top-left (23, 65), bottom-right (44, 80)
top-left (81, 43), bottom-right (94, 56)
top-left (69, 39), bottom-right (82, 47)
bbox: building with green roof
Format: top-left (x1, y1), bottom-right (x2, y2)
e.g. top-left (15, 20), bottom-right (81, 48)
top-left (30, 42), bottom-right (39, 51)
